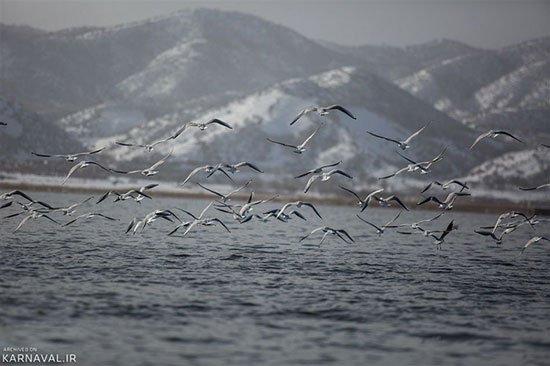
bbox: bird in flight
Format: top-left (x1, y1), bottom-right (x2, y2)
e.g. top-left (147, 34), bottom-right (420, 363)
top-left (32, 147), bottom-right (106, 162)
top-left (290, 105), bottom-right (356, 125)
top-left (367, 122), bottom-right (430, 150)
top-left (266, 124), bottom-right (323, 154)
top-left (469, 130), bottom-right (523, 150)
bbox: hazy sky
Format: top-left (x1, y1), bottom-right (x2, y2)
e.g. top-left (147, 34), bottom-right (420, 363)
top-left (1, 0), bottom-right (549, 48)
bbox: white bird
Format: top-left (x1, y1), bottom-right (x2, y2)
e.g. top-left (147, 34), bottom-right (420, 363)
top-left (397, 212), bottom-right (444, 230)
top-left (294, 161), bottom-right (342, 179)
top-left (49, 196), bottom-right (94, 215)
top-left (421, 179), bottom-right (469, 194)
top-left (340, 186), bottom-right (408, 212)
top-left (429, 220), bottom-right (456, 248)
top-left (0, 190), bottom-right (36, 203)
top-left (367, 122), bottom-right (430, 150)
top-left (96, 184), bottom-right (158, 204)
top-left (379, 149), bottom-right (445, 180)
top-left (299, 226), bottom-right (355, 246)
top-left (290, 105), bottom-right (356, 125)
top-left (490, 211), bottom-right (533, 233)
top-left (63, 212), bottom-right (118, 227)
top-left (356, 211), bottom-right (402, 236)
top-left (186, 118), bottom-right (233, 131)
top-left (169, 202), bottom-right (229, 236)
top-left (474, 227), bottom-right (516, 245)
top-left (116, 150), bottom-right (172, 177)
top-left (13, 211), bottom-right (60, 232)
top-left (417, 192), bottom-right (471, 210)
top-left (266, 125), bottom-right (322, 154)
top-left (197, 180), bottom-right (252, 202)
top-left (116, 125), bottom-right (186, 151)
top-left (126, 209), bottom-right (180, 234)
top-left (216, 162), bottom-right (264, 175)
top-left (275, 201), bottom-right (323, 220)
top-left (63, 161), bottom-right (118, 185)
top-left (32, 147), bottom-right (105, 162)
top-left (180, 164), bottom-right (233, 185)
top-left (261, 209), bottom-right (307, 223)
top-left (304, 169), bottom-right (353, 193)
top-left (519, 236), bottom-right (550, 256)
top-left (519, 183), bottom-right (550, 191)
top-left (469, 130), bottom-right (523, 150)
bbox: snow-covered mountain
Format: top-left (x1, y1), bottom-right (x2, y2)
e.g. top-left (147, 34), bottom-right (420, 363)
top-left (0, 9), bottom-right (548, 192)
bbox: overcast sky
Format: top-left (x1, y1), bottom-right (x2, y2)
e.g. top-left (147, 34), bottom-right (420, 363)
top-left (1, 0), bottom-right (549, 49)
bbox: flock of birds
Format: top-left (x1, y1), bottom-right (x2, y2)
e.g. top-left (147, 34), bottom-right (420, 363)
top-left (0, 105), bottom-right (549, 256)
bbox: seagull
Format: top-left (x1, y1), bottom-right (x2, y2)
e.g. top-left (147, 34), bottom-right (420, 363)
top-left (96, 184), bottom-right (157, 204)
top-left (519, 183), bottom-right (550, 191)
top-left (0, 201), bottom-right (13, 210)
top-left (49, 196), bottom-right (94, 215)
top-left (339, 186), bottom-right (408, 212)
top-left (169, 202), bottom-right (229, 236)
top-left (186, 118), bottom-right (233, 131)
top-left (116, 125), bottom-right (186, 151)
top-left (197, 180), bottom-right (252, 202)
top-left (417, 192), bottom-right (471, 210)
top-left (13, 211), bottom-right (60, 232)
top-left (519, 236), bottom-right (550, 256)
top-left (0, 190), bottom-right (36, 203)
top-left (126, 209), bottom-right (181, 234)
top-left (261, 209), bottom-right (307, 223)
top-left (290, 105), bottom-right (356, 125)
top-left (32, 147), bottom-right (105, 162)
top-left (180, 164), bottom-right (233, 185)
top-left (304, 169), bottom-right (353, 194)
top-left (215, 193), bottom-right (278, 220)
top-left (221, 162), bottom-right (264, 175)
top-left (115, 150), bottom-right (172, 177)
top-left (490, 211), bottom-right (534, 233)
top-left (266, 124), bottom-right (322, 154)
top-left (62, 161), bottom-right (118, 184)
top-left (299, 226), bottom-right (355, 246)
top-left (367, 122), bottom-right (430, 150)
top-left (469, 130), bottom-right (523, 150)
top-left (421, 179), bottom-right (469, 194)
top-left (63, 212), bottom-right (118, 227)
top-left (428, 220), bottom-right (456, 248)
top-left (294, 161), bottom-right (342, 179)
top-left (379, 149), bottom-right (445, 180)
top-left (398, 213), bottom-right (445, 230)
top-left (356, 211), bottom-right (402, 236)
top-left (275, 201), bottom-right (323, 220)
top-left (474, 227), bottom-right (517, 245)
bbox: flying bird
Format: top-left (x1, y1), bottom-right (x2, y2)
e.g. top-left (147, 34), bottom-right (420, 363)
top-left (197, 180), bottom-right (252, 202)
top-left (96, 184), bottom-right (157, 204)
top-left (294, 161), bottom-right (342, 179)
top-left (290, 105), bottom-right (356, 125)
top-left (13, 211), bottom-right (60, 232)
top-left (356, 211), bottom-right (402, 236)
top-left (367, 122), bottom-right (430, 150)
top-left (417, 192), bottom-right (471, 210)
top-left (266, 125), bottom-right (323, 154)
top-left (275, 201), bottom-right (323, 220)
top-left (186, 118), bottom-right (233, 130)
top-left (421, 179), bottom-right (469, 194)
top-left (32, 147), bottom-right (105, 162)
top-left (299, 226), bottom-right (355, 246)
top-left (469, 130), bottom-right (523, 150)
top-left (180, 164), bottom-right (233, 185)
top-left (304, 169), bottom-right (353, 193)
top-left (115, 150), bottom-right (172, 176)
top-left (379, 149), bottom-right (445, 180)
top-left (221, 162), bottom-right (264, 175)
top-left (429, 220), bottom-right (456, 248)
top-left (519, 183), bottom-right (550, 191)
top-left (116, 125), bottom-right (186, 151)
top-left (519, 236), bottom-right (550, 256)
top-left (63, 161), bottom-right (118, 184)
top-left (63, 212), bottom-right (118, 227)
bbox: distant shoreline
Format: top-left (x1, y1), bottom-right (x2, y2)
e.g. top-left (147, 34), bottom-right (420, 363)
top-left (1, 180), bottom-right (548, 216)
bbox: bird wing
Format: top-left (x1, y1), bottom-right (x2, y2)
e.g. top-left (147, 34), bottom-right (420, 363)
top-left (63, 162), bottom-right (85, 184)
top-left (421, 182), bottom-right (434, 194)
top-left (116, 141), bottom-right (145, 148)
top-left (207, 118), bottom-right (233, 129)
top-left (299, 125), bottom-right (322, 148)
top-left (378, 167), bottom-right (407, 180)
top-left (356, 214), bottom-right (381, 231)
top-left (396, 151), bottom-right (417, 165)
top-left (289, 210), bottom-right (307, 221)
top-left (336, 229), bottom-right (355, 242)
top-left (199, 201), bottom-right (215, 219)
top-left (149, 150), bottom-right (172, 170)
top-left (266, 138), bottom-right (296, 149)
top-left (31, 152), bottom-right (56, 158)
top-left (386, 195), bottom-right (409, 211)
top-left (384, 211), bottom-right (402, 228)
top-left (228, 180), bottom-right (252, 197)
top-left (325, 105), bottom-right (356, 119)
top-left (469, 131), bottom-right (492, 150)
top-left (294, 170), bottom-right (315, 179)
top-left (233, 161), bottom-right (264, 173)
top-left (76, 147), bottom-right (105, 157)
top-left (329, 169), bottom-right (353, 179)
top-left (182, 220), bottom-right (200, 236)
top-left (339, 185), bottom-right (362, 202)
top-left (403, 122), bottom-right (430, 144)
top-left (182, 165), bottom-right (210, 185)
top-left (302, 202), bottom-right (322, 219)
top-left (289, 108), bottom-right (309, 126)
top-left (304, 174), bottom-right (320, 194)
top-left (208, 218), bottom-right (231, 232)
top-left (14, 214), bottom-right (33, 232)
top-left (299, 226), bottom-right (326, 242)
top-left (495, 131), bottom-right (522, 143)
top-left (367, 131), bottom-right (401, 145)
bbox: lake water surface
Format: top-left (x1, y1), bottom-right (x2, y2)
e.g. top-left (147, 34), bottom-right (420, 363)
top-left (1, 192), bottom-right (549, 366)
